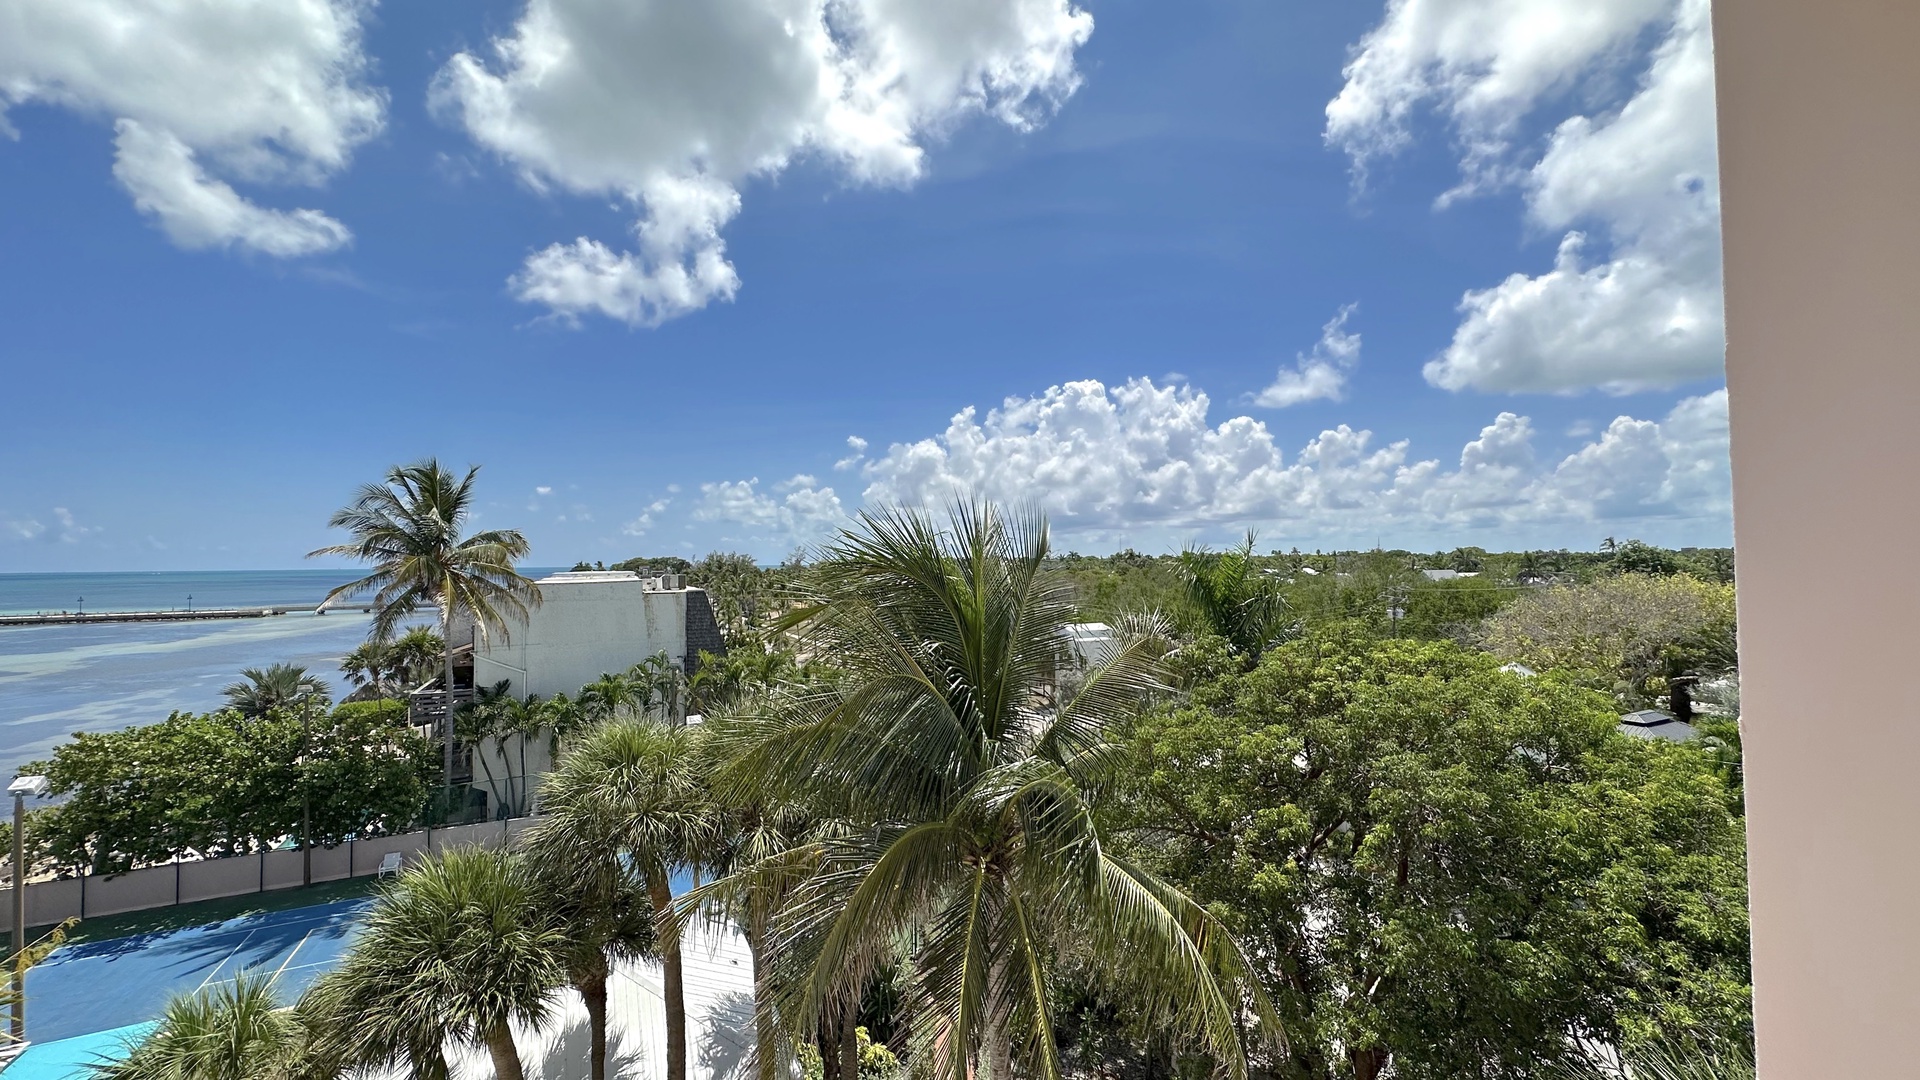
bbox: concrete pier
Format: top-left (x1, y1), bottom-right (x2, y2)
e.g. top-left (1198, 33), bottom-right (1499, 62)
top-left (0, 605), bottom-right (367, 627)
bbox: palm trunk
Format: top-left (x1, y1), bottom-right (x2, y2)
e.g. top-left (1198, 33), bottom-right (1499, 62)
top-left (986, 1029), bottom-right (1011, 1080)
top-left (582, 970), bottom-right (610, 1080)
top-left (649, 869), bottom-right (689, 1080)
top-left (839, 1009), bottom-right (859, 1080)
top-left (442, 608), bottom-right (457, 807)
top-left (484, 1020), bottom-right (525, 1080)
top-left (746, 910), bottom-right (778, 1080)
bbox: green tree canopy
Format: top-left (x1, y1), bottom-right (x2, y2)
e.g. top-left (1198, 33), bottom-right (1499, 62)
top-left (1119, 630), bottom-right (1750, 1080)
top-left (29, 707), bottom-right (431, 873)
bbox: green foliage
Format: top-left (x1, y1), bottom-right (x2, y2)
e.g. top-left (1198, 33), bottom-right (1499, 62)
top-left (303, 847), bottom-right (567, 1080)
top-left (722, 502), bottom-right (1276, 1080)
top-left (329, 698), bottom-right (408, 726)
top-left (1051, 549), bottom-right (1189, 624)
top-left (1477, 574), bottom-right (1738, 705)
top-left (309, 458), bottom-right (540, 646)
top-left (221, 663), bottom-right (331, 718)
top-left (28, 706), bottom-right (431, 873)
top-left (1118, 631), bottom-right (1751, 1079)
top-left (686, 633), bottom-right (835, 716)
top-left (798, 1027), bottom-right (903, 1080)
top-left (1552, 1031), bottom-right (1754, 1080)
top-left (1397, 575), bottom-right (1518, 641)
top-left (96, 970), bottom-right (304, 1080)
top-left (339, 627), bottom-right (445, 698)
top-left (609, 554), bottom-right (694, 575)
top-left (1177, 531), bottom-right (1292, 660)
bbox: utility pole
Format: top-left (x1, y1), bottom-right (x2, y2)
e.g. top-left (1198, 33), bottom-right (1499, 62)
top-left (301, 697), bottom-right (313, 888)
top-left (9, 775), bottom-right (49, 1041)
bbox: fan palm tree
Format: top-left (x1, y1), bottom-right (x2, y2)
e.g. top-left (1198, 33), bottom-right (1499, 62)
top-left (522, 802), bottom-right (660, 1080)
top-left (535, 718), bottom-right (714, 1080)
top-left (308, 459), bottom-right (541, 798)
top-left (719, 502), bottom-right (1279, 1080)
top-left (1176, 529), bottom-right (1289, 661)
top-left (221, 663), bottom-right (330, 718)
top-left (95, 969), bottom-right (303, 1080)
top-left (301, 846), bottom-right (565, 1080)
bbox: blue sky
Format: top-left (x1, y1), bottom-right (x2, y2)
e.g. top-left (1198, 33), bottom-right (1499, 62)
top-left (0, 0), bottom-right (1729, 571)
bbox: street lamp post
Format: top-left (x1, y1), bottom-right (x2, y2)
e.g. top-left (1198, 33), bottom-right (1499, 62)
top-left (9, 774), bottom-right (50, 1041)
top-left (301, 697), bottom-right (312, 888)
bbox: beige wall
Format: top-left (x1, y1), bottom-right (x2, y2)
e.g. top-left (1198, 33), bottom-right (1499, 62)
top-left (1714, 0), bottom-right (1920, 1074)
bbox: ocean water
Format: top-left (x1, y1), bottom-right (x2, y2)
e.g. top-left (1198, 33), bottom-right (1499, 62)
top-left (0, 571), bottom-right (436, 781)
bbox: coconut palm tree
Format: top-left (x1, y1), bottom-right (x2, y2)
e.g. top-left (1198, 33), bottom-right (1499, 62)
top-left (221, 663), bottom-right (331, 718)
top-left (535, 718), bottom-right (714, 1080)
top-left (1176, 529), bottom-right (1289, 661)
top-left (96, 969), bottom-right (303, 1080)
top-left (719, 502), bottom-right (1279, 1080)
top-left (309, 459), bottom-right (540, 798)
top-left (301, 846), bottom-right (566, 1080)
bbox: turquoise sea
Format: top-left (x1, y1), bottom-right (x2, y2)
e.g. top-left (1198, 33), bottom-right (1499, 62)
top-left (0, 571), bottom-right (501, 782)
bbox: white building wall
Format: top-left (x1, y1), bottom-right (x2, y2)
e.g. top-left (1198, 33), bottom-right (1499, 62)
top-left (473, 572), bottom-right (691, 701)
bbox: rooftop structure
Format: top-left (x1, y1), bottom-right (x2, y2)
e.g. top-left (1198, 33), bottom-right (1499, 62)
top-left (463, 570), bottom-right (725, 701)
top-left (1618, 709), bottom-right (1699, 743)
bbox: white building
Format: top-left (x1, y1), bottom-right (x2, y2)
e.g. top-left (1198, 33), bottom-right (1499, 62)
top-left (462, 570), bottom-right (726, 701)
top-left (447, 570), bottom-right (726, 818)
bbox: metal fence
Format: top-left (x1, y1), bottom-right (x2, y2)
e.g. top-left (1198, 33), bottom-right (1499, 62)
top-left (0, 817), bottom-right (539, 928)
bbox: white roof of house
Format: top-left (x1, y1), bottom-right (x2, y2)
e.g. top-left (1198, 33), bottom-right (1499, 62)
top-left (537, 570), bottom-right (644, 584)
top-left (1062, 622), bottom-right (1114, 642)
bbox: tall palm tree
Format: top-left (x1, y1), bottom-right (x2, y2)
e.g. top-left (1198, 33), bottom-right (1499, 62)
top-left (535, 718), bottom-right (714, 1080)
top-left (301, 846), bottom-right (566, 1080)
top-left (221, 663), bottom-right (331, 718)
top-left (309, 459), bottom-right (541, 799)
top-left (96, 970), bottom-right (303, 1080)
top-left (721, 502), bottom-right (1278, 1080)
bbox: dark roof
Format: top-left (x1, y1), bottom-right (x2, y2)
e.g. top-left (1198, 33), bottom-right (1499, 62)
top-left (1618, 709), bottom-right (1699, 742)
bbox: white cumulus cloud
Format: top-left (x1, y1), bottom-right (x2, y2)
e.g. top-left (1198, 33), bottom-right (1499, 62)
top-left (1257, 303), bottom-right (1362, 408)
top-left (1330, 0), bottom-right (1724, 394)
top-left (0, 0), bottom-right (384, 257)
top-left (692, 378), bottom-right (1729, 544)
top-left (695, 475), bottom-right (848, 541)
top-left (433, 0), bottom-right (1093, 326)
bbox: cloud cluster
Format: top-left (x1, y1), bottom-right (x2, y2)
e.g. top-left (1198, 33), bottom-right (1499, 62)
top-left (1256, 304), bottom-right (1362, 408)
top-left (1328, 0), bottom-right (1724, 394)
top-left (695, 475), bottom-right (848, 542)
top-left (3, 507), bottom-right (99, 544)
top-left (697, 377), bottom-right (1730, 545)
top-left (0, 0), bottom-right (384, 257)
top-left (432, 0), bottom-right (1093, 325)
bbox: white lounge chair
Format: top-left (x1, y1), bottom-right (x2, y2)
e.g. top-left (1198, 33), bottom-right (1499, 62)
top-left (377, 852), bottom-right (403, 878)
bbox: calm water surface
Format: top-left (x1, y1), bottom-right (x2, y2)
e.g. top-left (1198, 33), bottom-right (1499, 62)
top-left (0, 571), bottom-right (399, 780)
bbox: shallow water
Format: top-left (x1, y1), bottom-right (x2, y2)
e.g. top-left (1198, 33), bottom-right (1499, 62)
top-left (0, 571), bottom-right (397, 780)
